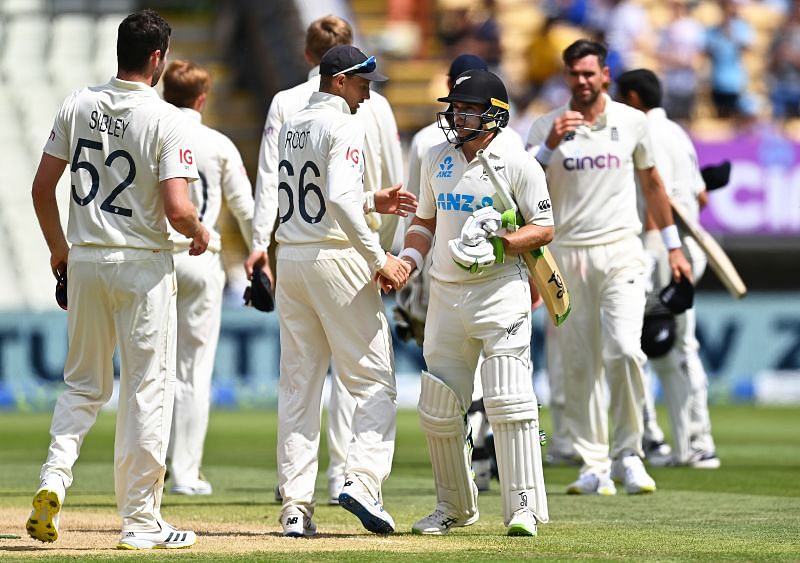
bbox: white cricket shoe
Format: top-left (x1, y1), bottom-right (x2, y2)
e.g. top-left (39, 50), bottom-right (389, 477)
top-left (328, 475), bottom-right (345, 505)
top-left (171, 478), bottom-right (213, 496)
top-left (643, 440), bottom-right (673, 468)
top-left (26, 474), bottom-right (65, 543)
top-left (507, 508), bottom-right (538, 537)
top-left (338, 475), bottom-right (395, 534)
top-left (611, 455), bottom-right (657, 494)
top-left (280, 506), bottom-right (317, 538)
top-left (117, 520), bottom-right (196, 549)
top-left (688, 450), bottom-right (721, 469)
top-left (411, 506), bottom-right (479, 535)
top-left (566, 471), bottom-right (617, 496)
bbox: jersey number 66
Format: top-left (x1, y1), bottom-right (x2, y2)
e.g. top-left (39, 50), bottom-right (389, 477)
top-left (278, 159), bottom-right (326, 224)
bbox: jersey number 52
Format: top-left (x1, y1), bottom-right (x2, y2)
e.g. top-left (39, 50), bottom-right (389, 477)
top-left (278, 159), bottom-right (326, 224)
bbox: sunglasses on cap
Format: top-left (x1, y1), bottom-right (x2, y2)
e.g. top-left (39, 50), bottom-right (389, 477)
top-left (333, 55), bottom-right (377, 77)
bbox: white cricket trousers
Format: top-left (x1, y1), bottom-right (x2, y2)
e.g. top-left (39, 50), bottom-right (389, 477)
top-left (40, 245), bottom-right (177, 532)
top-left (647, 236), bottom-right (716, 460)
top-left (423, 271), bottom-right (531, 409)
top-left (552, 237), bottom-right (648, 474)
top-left (276, 246), bottom-right (397, 514)
top-left (168, 249), bottom-right (225, 486)
top-left (326, 365), bottom-right (356, 483)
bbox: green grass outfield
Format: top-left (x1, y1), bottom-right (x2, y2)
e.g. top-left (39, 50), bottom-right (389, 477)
top-left (1, 405), bottom-right (799, 561)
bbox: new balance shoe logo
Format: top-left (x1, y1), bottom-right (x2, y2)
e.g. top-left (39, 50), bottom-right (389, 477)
top-left (344, 480), bottom-right (353, 487)
top-left (286, 517), bottom-right (299, 525)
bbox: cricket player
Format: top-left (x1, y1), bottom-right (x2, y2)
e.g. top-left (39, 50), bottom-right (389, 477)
top-left (616, 68), bottom-right (720, 469)
top-left (246, 15), bottom-right (404, 505)
top-left (526, 39), bottom-right (692, 496)
top-left (266, 45), bottom-right (414, 537)
top-left (396, 69), bottom-right (552, 536)
top-left (162, 60), bottom-right (255, 495)
top-left (27, 10), bottom-right (208, 549)
top-left (396, 54), bottom-right (528, 492)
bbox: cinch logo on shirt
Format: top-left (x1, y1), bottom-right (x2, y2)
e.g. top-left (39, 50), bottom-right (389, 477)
top-left (562, 153), bottom-right (621, 171)
top-left (436, 156), bottom-right (454, 178)
top-left (436, 193), bottom-right (494, 212)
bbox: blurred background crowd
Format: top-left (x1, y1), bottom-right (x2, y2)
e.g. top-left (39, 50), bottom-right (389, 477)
top-left (0, 0), bottom-right (798, 409)
top-left (2, 0), bottom-right (799, 309)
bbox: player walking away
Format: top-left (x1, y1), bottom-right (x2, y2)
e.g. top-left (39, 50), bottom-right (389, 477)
top-left (395, 53), bottom-right (530, 493)
top-left (27, 10), bottom-right (208, 549)
top-left (161, 60), bottom-right (255, 496)
top-left (395, 69), bottom-right (552, 536)
top-left (267, 45), bottom-right (414, 537)
top-left (246, 15), bottom-right (404, 505)
top-left (616, 68), bottom-right (720, 469)
top-left (526, 39), bottom-right (692, 496)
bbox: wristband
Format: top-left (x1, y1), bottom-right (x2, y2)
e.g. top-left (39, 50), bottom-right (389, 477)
top-left (406, 224), bottom-right (434, 243)
top-left (660, 224), bottom-right (682, 250)
top-left (535, 145), bottom-right (554, 166)
top-left (398, 247), bottom-right (424, 272)
top-left (363, 191), bottom-right (376, 214)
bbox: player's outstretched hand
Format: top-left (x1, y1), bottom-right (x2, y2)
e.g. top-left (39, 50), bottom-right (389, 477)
top-left (374, 184), bottom-right (417, 217)
top-left (668, 247), bottom-right (693, 284)
top-left (376, 253), bottom-right (410, 293)
top-left (189, 225), bottom-right (210, 256)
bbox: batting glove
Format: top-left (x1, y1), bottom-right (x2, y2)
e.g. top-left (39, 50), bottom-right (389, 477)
top-left (449, 236), bottom-right (505, 273)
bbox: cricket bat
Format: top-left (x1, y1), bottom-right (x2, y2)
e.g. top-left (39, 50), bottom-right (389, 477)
top-left (669, 198), bottom-right (747, 299)
top-left (476, 150), bottom-right (571, 326)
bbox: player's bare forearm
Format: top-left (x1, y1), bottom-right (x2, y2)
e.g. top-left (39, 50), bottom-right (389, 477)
top-left (31, 153), bottom-right (69, 272)
top-left (500, 224), bottom-right (554, 255)
top-left (400, 215), bottom-right (436, 273)
top-left (162, 177), bottom-right (202, 237)
top-left (639, 166), bottom-right (676, 229)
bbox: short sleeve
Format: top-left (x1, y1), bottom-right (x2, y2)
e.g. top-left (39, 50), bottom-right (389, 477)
top-left (632, 113), bottom-right (655, 170)
top-left (159, 111), bottom-right (199, 182)
top-left (512, 151), bottom-right (554, 227)
top-left (43, 92), bottom-right (77, 161)
top-left (415, 146), bottom-right (439, 220)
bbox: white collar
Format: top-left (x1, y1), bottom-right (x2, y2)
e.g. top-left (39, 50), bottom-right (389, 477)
top-left (178, 107), bottom-right (202, 122)
top-left (308, 91), bottom-right (351, 115)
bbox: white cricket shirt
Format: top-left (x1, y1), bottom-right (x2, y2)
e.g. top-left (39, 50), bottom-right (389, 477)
top-left (252, 67), bottom-right (403, 251)
top-left (168, 108), bottom-right (254, 253)
top-left (640, 107), bottom-right (704, 222)
top-left (407, 121), bottom-right (524, 199)
top-left (275, 92), bottom-right (386, 272)
top-left (417, 128), bottom-right (553, 284)
top-left (44, 77), bottom-right (198, 250)
top-left (526, 94), bottom-right (655, 246)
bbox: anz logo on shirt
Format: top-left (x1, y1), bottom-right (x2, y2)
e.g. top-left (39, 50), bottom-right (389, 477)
top-left (436, 156), bottom-right (455, 178)
top-left (437, 193), bottom-right (494, 212)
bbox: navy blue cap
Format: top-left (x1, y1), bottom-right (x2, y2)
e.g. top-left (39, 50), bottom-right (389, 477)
top-left (448, 54), bottom-right (488, 78)
top-left (320, 45), bottom-right (388, 82)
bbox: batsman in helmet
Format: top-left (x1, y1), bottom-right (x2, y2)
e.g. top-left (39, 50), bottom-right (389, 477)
top-left (391, 69), bottom-right (553, 536)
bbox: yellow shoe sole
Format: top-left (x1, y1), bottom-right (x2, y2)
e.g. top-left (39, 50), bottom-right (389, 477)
top-left (26, 490), bottom-right (61, 543)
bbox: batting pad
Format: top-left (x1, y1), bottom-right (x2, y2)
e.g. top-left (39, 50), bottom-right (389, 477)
top-left (481, 355), bottom-right (549, 524)
top-left (418, 371), bottom-right (478, 519)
